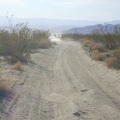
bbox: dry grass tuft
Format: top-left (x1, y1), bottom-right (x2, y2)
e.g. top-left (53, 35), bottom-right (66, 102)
top-left (0, 77), bottom-right (15, 99)
top-left (82, 39), bottom-right (94, 48)
top-left (12, 62), bottom-right (24, 71)
top-left (106, 58), bottom-right (118, 68)
top-left (91, 50), bottom-right (106, 61)
top-left (91, 43), bottom-right (106, 52)
top-left (106, 49), bottom-right (120, 69)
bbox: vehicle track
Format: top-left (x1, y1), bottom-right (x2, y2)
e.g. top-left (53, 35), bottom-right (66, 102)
top-left (2, 40), bottom-right (120, 120)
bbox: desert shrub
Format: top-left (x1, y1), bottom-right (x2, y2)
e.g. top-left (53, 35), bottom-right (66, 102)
top-left (62, 25), bottom-right (120, 51)
top-left (61, 33), bottom-right (82, 41)
top-left (0, 79), bottom-right (12, 99)
top-left (51, 42), bottom-right (57, 46)
top-left (82, 39), bottom-right (95, 48)
top-left (0, 24), bottom-right (52, 63)
top-left (38, 40), bottom-right (51, 49)
top-left (112, 49), bottom-right (120, 59)
top-left (31, 30), bottom-right (51, 49)
top-left (91, 43), bottom-right (106, 52)
top-left (106, 57), bottom-right (118, 69)
top-left (91, 50), bottom-right (106, 61)
top-left (0, 23), bottom-right (31, 62)
top-left (106, 49), bottom-right (120, 69)
top-left (12, 62), bottom-right (24, 71)
top-left (91, 25), bottom-right (120, 50)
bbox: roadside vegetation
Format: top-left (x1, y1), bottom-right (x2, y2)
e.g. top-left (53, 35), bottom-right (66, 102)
top-left (0, 76), bottom-right (14, 115)
top-left (31, 30), bottom-right (51, 49)
top-left (0, 78), bottom-right (13, 99)
top-left (61, 33), bottom-right (82, 41)
top-left (0, 23), bottom-right (51, 63)
top-left (0, 21), bottom-right (52, 111)
top-left (61, 25), bottom-right (120, 69)
top-left (12, 62), bottom-right (24, 71)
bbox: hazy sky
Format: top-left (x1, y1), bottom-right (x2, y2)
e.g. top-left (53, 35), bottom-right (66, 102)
top-left (0, 0), bottom-right (120, 21)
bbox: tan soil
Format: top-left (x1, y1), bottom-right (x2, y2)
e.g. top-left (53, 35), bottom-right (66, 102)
top-left (2, 38), bottom-right (120, 120)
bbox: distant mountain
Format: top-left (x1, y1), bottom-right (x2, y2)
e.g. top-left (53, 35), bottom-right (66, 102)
top-left (64, 24), bottom-right (120, 34)
top-left (0, 16), bottom-right (103, 32)
top-left (107, 20), bottom-right (120, 25)
top-left (0, 17), bottom-right (120, 32)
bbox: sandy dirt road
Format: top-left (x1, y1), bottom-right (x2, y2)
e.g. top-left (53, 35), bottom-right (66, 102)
top-left (2, 38), bottom-right (120, 120)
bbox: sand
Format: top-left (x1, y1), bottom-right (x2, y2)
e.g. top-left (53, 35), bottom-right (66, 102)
top-left (2, 38), bottom-right (120, 120)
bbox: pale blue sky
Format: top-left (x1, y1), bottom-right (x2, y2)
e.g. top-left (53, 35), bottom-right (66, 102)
top-left (0, 0), bottom-right (120, 21)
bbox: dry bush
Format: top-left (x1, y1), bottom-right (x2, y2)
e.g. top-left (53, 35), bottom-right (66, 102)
top-left (112, 49), bottom-right (120, 59)
top-left (39, 40), bottom-right (51, 49)
top-left (0, 23), bottom-right (31, 62)
top-left (0, 79), bottom-right (13, 99)
top-left (0, 25), bottom-right (51, 63)
top-left (91, 50), bottom-right (106, 61)
top-left (5, 54), bottom-right (30, 64)
top-left (51, 41), bottom-right (57, 45)
top-left (31, 30), bottom-right (51, 49)
top-left (91, 25), bottom-right (120, 50)
top-left (61, 33), bottom-right (82, 41)
top-left (91, 43), bottom-right (106, 52)
top-left (106, 56), bottom-right (120, 69)
top-left (12, 62), bottom-right (24, 71)
top-left (106, 49), bottom-right (120, 69)
top-left (0, 80), bottom-right (8, 98)
top-left (82, 39), bottom-right (94, 48)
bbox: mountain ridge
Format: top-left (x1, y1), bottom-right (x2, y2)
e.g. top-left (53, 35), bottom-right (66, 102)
top-left (64, 24), bottom-right (120, 34)
top-left (0, 16), bottom-right (120, 32)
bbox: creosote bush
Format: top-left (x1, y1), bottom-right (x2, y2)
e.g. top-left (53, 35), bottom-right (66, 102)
top-left (91, 43), bottom-right (106, 52)
top-left (31, 30), bottom-right (51, 49)
top-left (0, 23), bottom-right (51, 63)
top-left (0, 23), bottom-right (31, 62)
top-left (82, 39), bottom-right (94, 48)
top-left (91, 50), bottom-right (106, 61)
top-left (106, 49), bottom-right (120, 69)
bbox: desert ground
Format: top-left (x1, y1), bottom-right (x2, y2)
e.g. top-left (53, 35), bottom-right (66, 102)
top-left (2, 37), bottom-right (120, 120)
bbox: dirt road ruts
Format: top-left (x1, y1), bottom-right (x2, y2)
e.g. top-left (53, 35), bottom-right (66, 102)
top-left (3, 38), bottom-right (120, 120)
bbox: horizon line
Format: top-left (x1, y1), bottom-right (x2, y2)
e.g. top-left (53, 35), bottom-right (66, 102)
top-left (0, 16), bottom-right (119, 22)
